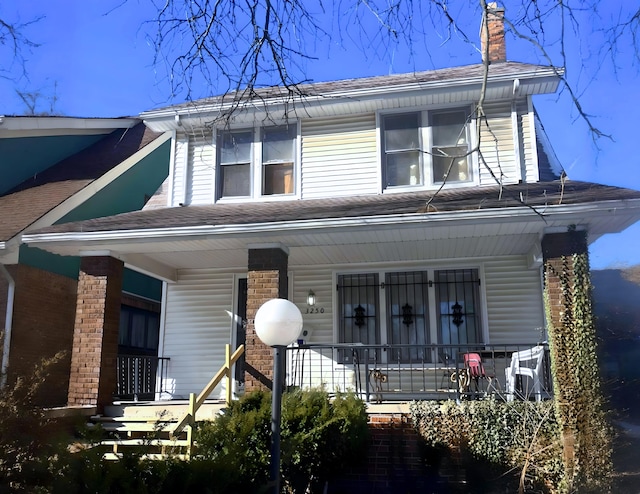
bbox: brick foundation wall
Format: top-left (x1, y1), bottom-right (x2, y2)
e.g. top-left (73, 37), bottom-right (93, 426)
top-left (67, 256), bottom-right (123, 412)
top-left (6, 264), bottom-right (77, 407)
top-left (335, 413), bottom-right (437, 492)
top-left (245, 247), bottom-right (288, 392)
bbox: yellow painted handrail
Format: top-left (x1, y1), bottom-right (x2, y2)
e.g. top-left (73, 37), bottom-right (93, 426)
top-left (172, 344), bottom-right (245, 440)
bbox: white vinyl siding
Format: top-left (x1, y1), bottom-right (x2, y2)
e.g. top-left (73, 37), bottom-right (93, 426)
top-left (160, 269), bottom-right (238, 398)
top-left (520, 98), bottom-right (538, 183)
top-left (291, 257), bottom-right (543, 346)
top-left (478, 101), bottom-right (518, 186)
top-left (169, 100), bottom-right (541, 205)
top-left (483, 256), bottom-right (545, 344)
top-left (301, 114), bottom-right (378, 199)
top-left (186, 132), bottom-right (215, 205)
top-left (171, 136), bottom-right (188, 206)
top-left (289, 268), bottom-right (334, 343)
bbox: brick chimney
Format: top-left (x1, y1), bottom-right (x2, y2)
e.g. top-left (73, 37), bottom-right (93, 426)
top-left (480, 2), bottom-right (506, 63)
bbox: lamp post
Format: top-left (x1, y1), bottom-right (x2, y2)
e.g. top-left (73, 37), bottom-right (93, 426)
top-left (254, 298), bottom-right (303, 494)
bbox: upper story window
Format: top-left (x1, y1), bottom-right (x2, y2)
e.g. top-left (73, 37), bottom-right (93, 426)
top-left (217, 124), bottom-right (297, 200)
top-left (382, 108), bottom-right (472, 190)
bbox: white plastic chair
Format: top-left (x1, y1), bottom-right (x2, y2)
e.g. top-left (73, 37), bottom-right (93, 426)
top-left (505, 345), bottom-right (545, 402)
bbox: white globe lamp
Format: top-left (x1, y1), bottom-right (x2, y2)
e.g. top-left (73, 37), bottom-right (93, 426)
top-left (255, 298), bottom-right (303, 347)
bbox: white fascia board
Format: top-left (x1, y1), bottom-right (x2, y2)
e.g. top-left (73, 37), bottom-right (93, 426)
top-left (141, 67), bottom-right (562, 124)
top-left (77, 250), bottom-right (177, 283)
top-left (22, 198), bottom-right (640, 248)
top-left (0, 116), bottom-right (139, 138)
top-left (21, 131), bottom-right (172, 235)
top-left (122, 254), bottom-right (177, 283)
top-left (0, 241), bottom-right (19, 265)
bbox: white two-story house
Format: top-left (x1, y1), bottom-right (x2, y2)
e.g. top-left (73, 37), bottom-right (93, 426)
top-left (22, 10), bottom-right (640, 410)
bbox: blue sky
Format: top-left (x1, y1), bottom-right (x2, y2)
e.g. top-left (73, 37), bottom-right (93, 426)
top-left (2, 1), bottom-right (639, 270)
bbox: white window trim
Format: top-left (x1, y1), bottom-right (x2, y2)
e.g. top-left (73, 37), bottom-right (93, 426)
top-left (214, 120), bottom-right (301, 203)
top-left (378, 105), bottom-right (478, 193)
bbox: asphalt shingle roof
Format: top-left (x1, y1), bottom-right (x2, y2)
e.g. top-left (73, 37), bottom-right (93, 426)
top-left (0, 123), bottom-right (163, 242)
top-left (30, 180), bottom-right (640, 235)
top-left (143, 62), bottom-right (556, 114)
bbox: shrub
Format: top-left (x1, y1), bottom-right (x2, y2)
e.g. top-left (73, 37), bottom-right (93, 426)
top-left (410, 398), bottom-right (564, 493)
top-left (280, 388), bottom-right (369, 493)
top-left (196, 388), bottom-right (369, 493)
top-left (0, 352), bottom-right (67, 493)
top-left (194, 389), bottom-right (272, 491)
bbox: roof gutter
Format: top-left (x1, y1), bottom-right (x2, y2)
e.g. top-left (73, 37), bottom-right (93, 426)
top-left (0, 117), bottom-right (139, 138)
top-left (0, 264), bottom-right (15, 389)
top-left (21, 198), bottom-right (640, 248)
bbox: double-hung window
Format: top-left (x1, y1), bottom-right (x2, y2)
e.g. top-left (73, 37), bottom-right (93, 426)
top-left (219, 130), bottom-right (253, 198)
top-left (382, 113), bottom-right (422, 187)
top-left (381, 108), bottom-right (472, 189)
top-left (430, 110), bottom-right (471, 183)
top-left (217, 124), bottom-right (297, 199)
top-left (262, 126), bottom-right (295, 195)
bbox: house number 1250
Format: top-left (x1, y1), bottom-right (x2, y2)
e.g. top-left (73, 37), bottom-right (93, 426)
top-left (305, 307), bottom-right (325, 314)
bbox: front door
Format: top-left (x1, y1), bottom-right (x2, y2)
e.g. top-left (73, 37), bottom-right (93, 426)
top-left (234, 278), bottom-right (248, 385)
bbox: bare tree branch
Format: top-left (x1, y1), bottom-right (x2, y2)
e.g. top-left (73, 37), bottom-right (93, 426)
top-left (0, 14), bottom-right (43, 81)
top-left (140, 0), bottom-right (640, 143)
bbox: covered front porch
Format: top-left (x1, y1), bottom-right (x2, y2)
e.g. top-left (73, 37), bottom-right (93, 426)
top-left (20, 181), bottom-right (640, 413)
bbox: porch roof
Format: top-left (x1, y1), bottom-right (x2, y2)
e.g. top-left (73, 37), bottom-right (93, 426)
top-left (0, 123), bottom-right (165, 244)
top-left (21, 180), bottom-right (640, 281)
top-left (21, 180), bottom-right (640, 234)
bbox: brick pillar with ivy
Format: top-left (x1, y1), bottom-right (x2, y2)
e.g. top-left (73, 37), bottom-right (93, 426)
top-left (245, 246), bottom-right (289, 392)
top-left (542, 229), bottom-right (611, 491)
top-left (67, 256), bottom-right (123, 413)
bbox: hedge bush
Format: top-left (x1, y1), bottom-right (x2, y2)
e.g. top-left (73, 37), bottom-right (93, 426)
top-left (410, 398), bottom-right (564, 493)
top-left (196, 388), bottom-right (369, 493)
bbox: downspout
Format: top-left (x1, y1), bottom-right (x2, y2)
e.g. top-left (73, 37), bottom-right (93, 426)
top-left (0, 264), bottom-right (15, 388)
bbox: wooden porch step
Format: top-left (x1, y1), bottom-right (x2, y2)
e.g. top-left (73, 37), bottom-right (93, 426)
top-left (100, 438), bottom-right (193, 460)
top-left (101, 438), bottom-right (190, 450)
top-left (92, 414), bottom-right (176, 422)
top-left (103, 452), bottom-right (191, 461)
top-left (105, 401), bottom-right (226, 421)
top-left (89, 420), bottom-right (178, 435)
top-left (87, 400), bottom-right (228, 459)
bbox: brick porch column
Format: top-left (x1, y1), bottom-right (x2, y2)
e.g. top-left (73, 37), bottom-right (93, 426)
top-left (245, 245), bottom-right (289, 392)
top-left (541, 230), bottom-right (590, 337)
top-left (541, 229), bottom-right (609, 486)
top-left (67, 256), bottom-right (123, 412)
